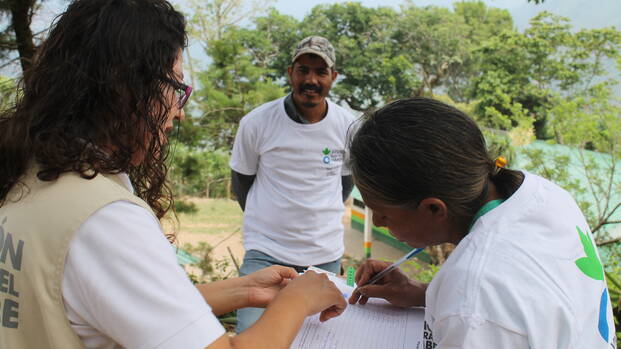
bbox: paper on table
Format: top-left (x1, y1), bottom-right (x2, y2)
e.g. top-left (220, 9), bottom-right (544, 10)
top-left (291, 271), bottom-right (425, 349)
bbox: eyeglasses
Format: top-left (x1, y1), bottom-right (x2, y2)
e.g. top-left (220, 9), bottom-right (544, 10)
top-left (163, 77), bottom-right (192, 109)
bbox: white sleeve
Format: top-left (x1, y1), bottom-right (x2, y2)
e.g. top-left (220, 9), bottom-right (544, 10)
top-left (432, 315), bottom-right (529, 349)
top-left (62, 201), bottom-right (225, 349)
top-left (230, 117), bottom-right (259, 175)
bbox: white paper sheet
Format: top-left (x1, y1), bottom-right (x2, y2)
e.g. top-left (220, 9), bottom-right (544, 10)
top-left (291, 270), bottom-right (425, 349)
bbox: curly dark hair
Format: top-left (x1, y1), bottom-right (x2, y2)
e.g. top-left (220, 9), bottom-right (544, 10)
top-left (0, 0), bottom-right (187, 221)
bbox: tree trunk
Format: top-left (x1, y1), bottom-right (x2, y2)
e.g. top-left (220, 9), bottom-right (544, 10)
top-left (205, 179), bottom-right (211, 198)
top-left (10, 0), bottom-right (36, 73)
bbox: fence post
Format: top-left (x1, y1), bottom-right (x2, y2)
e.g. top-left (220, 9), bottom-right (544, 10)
top-left (364, 206), bottom-right (372, 259)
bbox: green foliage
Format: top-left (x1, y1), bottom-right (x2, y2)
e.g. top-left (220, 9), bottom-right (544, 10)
top-left (205, 1), bottom-right (514, 112)
top-left (522, 82), bottom-right (621, 240)
top-left (168, 142), bottom-right (231, 197)
top-left (448, 1), bottom-right (514, 102)
top-left (484, 130), bottom-right (518, 165)
top-left (0, 76), bottom-right (16, 112)
top-left (174, 199), bottom-right (199, 214)
top-left (401, 259), bottom-right (440, 284)
top-left (394, 4), bottom-right (469, 98)
top-left (192, 27), bottom-right (285, 150)
top-left (182, 239), bottom-right (238, 331)
top-left (183, 241), bottom-right (235, 282)
top-left (470, 12), bottom-right (621, 138)
top-left (549, 83), bottom-right (621, 156)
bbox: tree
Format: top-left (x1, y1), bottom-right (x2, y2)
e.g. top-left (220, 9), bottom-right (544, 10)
top-left (182, 0), bottom-right (275, 90)
top-left (242, 8), bottom-right (299, 80)
top-left (168, 143), bottom-right (231, 198)
top-left (186, 0), bottom-right (274, 45)
top-left (470, 12), bottom-right (621, 138)
top-left (0, 0), bottom-right (40, 72)
top-left (299, 2), bottom-right (514, 108)
top-left (394, 4), bottom-right (470, 98)
top-left (192, 27), bottom-right (284, 149)
top-left (522, 82), bottom-right (621, 244)
top-left (449, 1), bottom-right (514, 102)
top-left (212, 2), bottom-right (516, 112)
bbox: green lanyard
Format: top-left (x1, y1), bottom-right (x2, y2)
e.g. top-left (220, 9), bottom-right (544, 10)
top-left (468, 199), bottom-right (505, 232)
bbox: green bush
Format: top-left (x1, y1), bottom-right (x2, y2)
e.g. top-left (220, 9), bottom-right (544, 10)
top-left (174, 200), bottom-right (199, 215)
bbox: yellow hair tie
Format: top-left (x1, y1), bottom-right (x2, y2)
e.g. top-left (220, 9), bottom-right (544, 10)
top-left (495, 156), bottom-right (507, 169)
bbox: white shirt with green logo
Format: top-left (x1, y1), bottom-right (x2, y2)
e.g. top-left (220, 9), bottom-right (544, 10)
top-left (230, 97), bottom-right (355, 266)
top-left (423, 171), bottom-right (616, 348)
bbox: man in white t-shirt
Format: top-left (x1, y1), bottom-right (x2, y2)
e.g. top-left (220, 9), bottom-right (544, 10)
top-left (230, 36), bottom-right (356, 332)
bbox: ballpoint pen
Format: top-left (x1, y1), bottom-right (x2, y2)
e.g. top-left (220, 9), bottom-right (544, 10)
top-left (356, 247), bottom-right (425, 289)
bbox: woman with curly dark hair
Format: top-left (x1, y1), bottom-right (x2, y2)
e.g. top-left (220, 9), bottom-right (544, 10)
top-left (0, 1), bottom-right (345, 348)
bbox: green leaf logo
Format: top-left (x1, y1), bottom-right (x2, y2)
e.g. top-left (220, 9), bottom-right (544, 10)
top-left (322, 147), bottom-right (331, 155)
top-left (574, 226), bottom-right (604, 281)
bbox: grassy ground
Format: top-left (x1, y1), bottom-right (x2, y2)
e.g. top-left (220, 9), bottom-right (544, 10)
top-left (167, 198), bottom-right (243, 235)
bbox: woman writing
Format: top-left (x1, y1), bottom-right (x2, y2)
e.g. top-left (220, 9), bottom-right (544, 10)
top-left (348, 98), bottom-right (616, 348)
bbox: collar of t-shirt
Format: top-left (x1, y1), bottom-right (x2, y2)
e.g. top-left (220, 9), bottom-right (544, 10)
top-left (284, 93), bottom-right (330, 124)
top-left (468, 199), bottom-right (505, 232)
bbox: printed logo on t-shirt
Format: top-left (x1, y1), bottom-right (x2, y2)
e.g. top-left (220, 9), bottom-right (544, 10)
top-left (321, 148), bottom-right (345, 176)
top-left (574, 225), bottom-right (615, 347)
top-left (322, 148), bottom-right (331, 164)
top-left (422, 320), bottom-right (437, 348)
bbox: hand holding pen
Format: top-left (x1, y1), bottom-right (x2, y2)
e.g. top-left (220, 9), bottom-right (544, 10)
top-left (348, 248), bottom-right (428, 308)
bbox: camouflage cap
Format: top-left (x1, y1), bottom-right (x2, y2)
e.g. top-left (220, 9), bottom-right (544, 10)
top-left (292, 36), bottom-right (336, 68)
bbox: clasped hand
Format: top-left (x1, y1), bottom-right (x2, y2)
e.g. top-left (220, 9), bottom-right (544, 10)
top-left (243, 265), bottom-right (347, 322)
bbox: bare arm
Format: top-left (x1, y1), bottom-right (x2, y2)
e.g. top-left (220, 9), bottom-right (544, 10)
top-left (202, 269), bottom-right (347, 349)
top-left (196, 266), bottom-right (296, 316)
top-left (196, 277), bottom-right (252, 316)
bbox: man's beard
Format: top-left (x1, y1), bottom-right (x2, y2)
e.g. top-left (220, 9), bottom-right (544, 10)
top-left (297, 84), bottom-right (323, 108)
